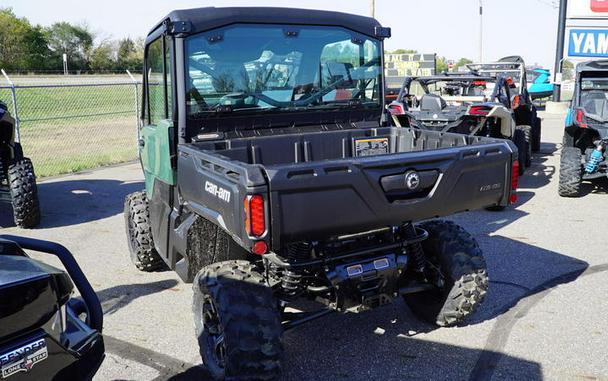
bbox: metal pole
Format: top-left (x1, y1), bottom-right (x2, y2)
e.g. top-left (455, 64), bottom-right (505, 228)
top-left (1, 69), bottom-right (20, 142)
top-left (370, 0), bottom-right (375, 18)
top-left (479, 0), bottom-right (483, 62)
top-left (553, 0), bottom-right (568, 102)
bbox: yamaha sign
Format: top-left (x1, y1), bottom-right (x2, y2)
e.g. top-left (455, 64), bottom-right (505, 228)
top-left (568, 28), bottom-right (608, 57)
top-left (566, 0), bottom-right (608, 59)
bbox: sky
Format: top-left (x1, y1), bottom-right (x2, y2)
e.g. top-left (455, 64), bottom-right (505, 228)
top-left (3, 0), bottom-right (560, 69)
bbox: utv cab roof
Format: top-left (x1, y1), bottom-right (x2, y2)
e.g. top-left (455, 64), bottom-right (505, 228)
top-left (148, 7), bottom-right (387, 42)
top-left (576, 60), bottom-right (608, 73)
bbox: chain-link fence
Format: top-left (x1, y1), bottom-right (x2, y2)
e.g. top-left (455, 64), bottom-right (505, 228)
top-left (0, 71), bottom-right (142, 178)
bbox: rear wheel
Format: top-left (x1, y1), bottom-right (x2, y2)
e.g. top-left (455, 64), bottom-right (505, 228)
top-left (512, 129), bottom-right (527, 176)
top-left (558, 147), bottom-right (583, 197)
top-left (124, 191), bottom-right (166, 271)
top-left (8, 158), bottom-right (40, 228)
top-left (403, 220), bottom-right (488, 327)
top-left (531, 117), bottom-right (541, 152)
top-left (193, 260), bottom-right (283, 381)
top-left (516, 125), bottom-right (532, 168)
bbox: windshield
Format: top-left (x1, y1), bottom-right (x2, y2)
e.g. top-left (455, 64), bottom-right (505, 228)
top-left (185, 24), bottom-right (382, 116)
top-left (580, 77), bottom-right (608, 120)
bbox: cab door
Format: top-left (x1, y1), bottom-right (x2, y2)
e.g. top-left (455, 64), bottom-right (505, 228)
top-left (140, 34), bottom-right (175, 257)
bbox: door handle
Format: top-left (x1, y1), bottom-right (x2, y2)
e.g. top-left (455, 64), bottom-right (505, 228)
top-left (138, 139), bottom-right (145, 148)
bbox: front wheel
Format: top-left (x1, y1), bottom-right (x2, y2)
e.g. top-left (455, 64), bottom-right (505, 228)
top-left (124, 191), bottom-right (166, 271)
top-left (193, 260), bottom-right (283, 381)
top-left (403, 220), bottom-right (488, 327)
top-left (8, 157), bottom-right (40, 228)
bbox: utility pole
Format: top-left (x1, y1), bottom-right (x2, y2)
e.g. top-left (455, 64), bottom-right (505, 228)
top-left (370, 0), bottom-right (375, 18)
top-left (553, 0), bottom-right (568, 102)
top-left (479, 0), bottom-right (483, 62)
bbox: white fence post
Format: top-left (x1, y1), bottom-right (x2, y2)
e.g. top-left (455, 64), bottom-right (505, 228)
top-left (1, 69), bottom-right (20, 142)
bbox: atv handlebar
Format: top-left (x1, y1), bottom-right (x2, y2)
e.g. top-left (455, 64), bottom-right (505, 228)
top-left (0, 235), bottom-right (103, 332)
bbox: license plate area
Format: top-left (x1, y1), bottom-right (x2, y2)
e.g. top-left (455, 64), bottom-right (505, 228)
top-left (354, 137), bottom-right (389, 157)
top-left (0, 338), bottom-right (48, 379)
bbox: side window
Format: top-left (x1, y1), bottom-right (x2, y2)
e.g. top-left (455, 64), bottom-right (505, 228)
top-left (319, 37), bottom-right (381, 102)
top-left (165, 39), bottom-right (173, 117)
top-left (145, 36), bottom-right (173, 125)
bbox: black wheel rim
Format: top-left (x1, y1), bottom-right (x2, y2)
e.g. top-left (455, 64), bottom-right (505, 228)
top-left (202, 295), bottom-right (227, 370)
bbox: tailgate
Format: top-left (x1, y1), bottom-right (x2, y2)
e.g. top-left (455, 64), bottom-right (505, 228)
top-left (266, 141), bottom-right (515, 246)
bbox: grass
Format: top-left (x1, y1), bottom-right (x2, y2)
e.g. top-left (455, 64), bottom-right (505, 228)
top-left (0, 83), bottom-right (140, 177)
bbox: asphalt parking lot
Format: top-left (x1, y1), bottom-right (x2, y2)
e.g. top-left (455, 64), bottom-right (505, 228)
top-left (1, 113), bottom-right (607, 381)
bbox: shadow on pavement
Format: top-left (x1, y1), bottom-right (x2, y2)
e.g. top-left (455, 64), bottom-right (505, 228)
top-left (519, 142), bottom-right (558, 191)
top-left (1, 178), bottom-right (143, 228)
top-left (30, 179), bottom-right (142, 228)
top-left (581, 176), bottom-right (608, 197)
top-left (104, 312), bottom-right (542, 381)
top-left (0, 200), bottom-right (14, 227)
top-left (97, 279), bottom-right (179, 315)
top-left (276, 235), bottom-right (586, 381)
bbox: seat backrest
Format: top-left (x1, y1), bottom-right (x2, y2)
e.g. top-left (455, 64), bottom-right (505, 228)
top-left (582, 91), bottom-right (606, 115)
top-left (419, 94), bottom-right (446, 111)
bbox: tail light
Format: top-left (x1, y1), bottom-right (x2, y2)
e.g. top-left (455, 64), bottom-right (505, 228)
top-left (472, 81), bottom-right (487, 86)
top-left (252, 241), bottom-right (268, 255)
top-left (469, 105), bottom-right (491, 116)
top-left (388, 103), bottom-right (405, 115)
top-left (506, 77), bottom-right (515, 87)
top-left (244, 195), bottom-right (266, 237)
top-left (512, 95), bottom-right (520, 109)
top-left (510, 160), bottom-right (519, 204)
top-left (575, 108), bottom-right (588, 128)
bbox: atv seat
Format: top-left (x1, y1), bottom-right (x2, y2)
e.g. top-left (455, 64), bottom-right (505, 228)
top-left (419, 94), bottom-right (447, 112)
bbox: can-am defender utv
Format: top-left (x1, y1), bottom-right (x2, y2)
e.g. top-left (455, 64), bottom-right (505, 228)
top-left (559, 60), bottom-right (608, 197)
top-left (0, 101), bottom-right (40, 228)
top-left (387, 74), bottom-right (530, 175)
top-left (124, 7), bottom-right (519, 380)
top-left (0, 235), bottom-right (104, 380)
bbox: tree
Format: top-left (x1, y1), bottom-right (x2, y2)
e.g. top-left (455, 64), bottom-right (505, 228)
top-left (0, 8), bottom-right (51, 71)
top-left (391, 49), bottom-right (418, 54)
top-left (436, 56), bottom-right (448, 73)
top-left (454, 57), bottom-right (473, 71)
top-left (45, 22), bottom-right (94, 70)
top-left (562, 59), bottom-right (574, 81)
top-left (116, 37), bottom-right (143, 70)
top-left (89, 41), bottom-right (114, 71)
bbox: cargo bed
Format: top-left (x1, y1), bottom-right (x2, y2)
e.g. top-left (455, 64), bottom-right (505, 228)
top-left (177, 126), bottom-right (516, 249)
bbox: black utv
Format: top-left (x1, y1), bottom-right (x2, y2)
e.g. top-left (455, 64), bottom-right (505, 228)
top-left (467, 56), bottom-right (543, 153)
top-left (559, 60), bottom-right (608, 197)
top-left (124, 7), bottom-right (519, 380)
top-left (387, 74), bottom-right (531, 175)
top-left (0, 101), bottom-right (40, 228)
top-left (0, 235), bottom-right (104, 380)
